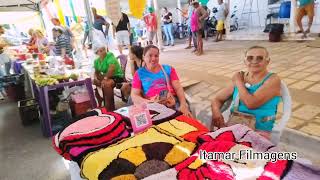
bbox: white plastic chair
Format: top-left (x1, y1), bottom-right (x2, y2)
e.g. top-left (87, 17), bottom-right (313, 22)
top-left (221, 81), bottom-right (292, 145)
top-left (271, 81), bottom-right (292, 144)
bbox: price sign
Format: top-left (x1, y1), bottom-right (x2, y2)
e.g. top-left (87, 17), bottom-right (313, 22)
top-left (129, 103), bottom-right (152, 133)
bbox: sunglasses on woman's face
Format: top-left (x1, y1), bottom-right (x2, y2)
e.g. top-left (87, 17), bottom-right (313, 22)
top-left (245, 55), bottom-right (266, 64)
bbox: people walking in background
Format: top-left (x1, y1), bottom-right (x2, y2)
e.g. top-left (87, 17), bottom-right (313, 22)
top-left (26, 29), bottom-right (37, 52)
top-left (144, 7), bottom-right (158, 45)
top-left (51, 18), bottom-right (75, 50)
top-left (113, 12), bottom-right (131, 55)
top-left (183, 0), bottom-right (197, 51)
top-left (203, 5), bottom-right (211, 41)
top-left (34, 30), bottom-right (49, 55)
top-left (82, 18), bottom-right (91, 47)
top-left (191, 0), bottom-right (208, 56)
top-left (295, 0), bottom-right (315, 35)
top-left (162, 7), bottom-right (175, 46)
top-left (52, 26), bottom-right (73, 57)
top-left (215, 0), bottom-right (228, 42)
top-left (92, 7), bottom-right (110, 37)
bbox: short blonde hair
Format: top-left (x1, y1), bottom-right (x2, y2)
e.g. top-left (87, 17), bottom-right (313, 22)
top-left (28, 28), bottom-right (34, 36)
top-left (245, 45), bottom-right (269, 58)
top-left (34, 29), bottom-right (44, 38)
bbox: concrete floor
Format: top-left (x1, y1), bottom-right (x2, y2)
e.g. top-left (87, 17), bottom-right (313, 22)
top-left (0, 100), bottom-right (69, 180)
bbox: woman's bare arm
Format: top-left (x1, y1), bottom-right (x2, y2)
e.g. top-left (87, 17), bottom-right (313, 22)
top-left (131, 88), bottom-right (151, 105)
top-left (171, 80), bottom-right (188, 106)
top-left (211, 85), bottom-right (234, 117)
top-left (236, 74), bottom-right (281, 109)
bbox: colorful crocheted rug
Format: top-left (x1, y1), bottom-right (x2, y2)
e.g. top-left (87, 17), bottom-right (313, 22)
top-left (144, 124), bottom-right (320, 180)
top-left (81, 126), bottom-right (197, 180)
top-left (52, 109), bottom-right (130, 163)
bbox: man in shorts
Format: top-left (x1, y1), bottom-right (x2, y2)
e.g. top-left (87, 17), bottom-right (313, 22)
top-left (296, 0), bottom-right (315, 34)
top-left (92, 7), bottom-right (110, 37)
top-left (144, 7), bottom-right (158, 45)
top-left (215, 0), bottom-right (228, 42)
top-left (113, 12), bottom-right (130, 55)
top-left (191, 0), bottom-right (208, 56)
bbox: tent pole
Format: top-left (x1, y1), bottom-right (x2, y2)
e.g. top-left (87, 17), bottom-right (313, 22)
top-left (289, 0), bottom-right (296, 33)
top-left (36, 3), bottom-right (47, 31)
top-left (153, 0), bottom-right (163, 50)
top-left (177, 0), bottom-right (183, 39)
top-left (83, 0), bottom-right (93, 41)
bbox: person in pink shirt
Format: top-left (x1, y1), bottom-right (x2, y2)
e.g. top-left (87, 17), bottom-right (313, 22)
top-left (131, 45), bottom-right (192, 117)
top-left (144, 7), bottom-right (158, 45)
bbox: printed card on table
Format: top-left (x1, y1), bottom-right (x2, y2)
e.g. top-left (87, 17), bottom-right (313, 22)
top-left (129, 103), bottom-right (152, 134)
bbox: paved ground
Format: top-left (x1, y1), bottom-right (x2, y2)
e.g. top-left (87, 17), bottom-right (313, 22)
top-left (1, 39), bottom-right (320, 180)
top-left (159, 39), bottom-right (320, 139)
top-left (0, 100), bottom-right (69, 180)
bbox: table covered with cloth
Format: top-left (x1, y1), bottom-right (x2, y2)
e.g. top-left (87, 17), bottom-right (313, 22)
top-left (52, 104), bottom-right (320, 180)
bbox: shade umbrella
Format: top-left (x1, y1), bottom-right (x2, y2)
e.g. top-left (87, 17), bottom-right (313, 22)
top-left (199, 0), bottom-right (209, 6)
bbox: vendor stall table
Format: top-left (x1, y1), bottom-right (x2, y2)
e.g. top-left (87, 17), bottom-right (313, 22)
top-left (21, 62), bottom-right (97, 137)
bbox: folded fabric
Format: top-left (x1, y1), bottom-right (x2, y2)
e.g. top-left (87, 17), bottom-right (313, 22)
top-left (52, 111), bottom-right (130, 162)
top-left (198, 124), bottom-right (278, 152)
top-left (156, 115), bottom-right (209, 143)
top-left (81, 126), bottom-right (196, 180)
top-left (115, 103), bottom-right (182, 125)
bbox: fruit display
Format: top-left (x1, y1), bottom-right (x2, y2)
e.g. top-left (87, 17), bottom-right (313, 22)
top-left (39, 60), bottom-right (47, 66)
top-left (69, 73), bottom-right (79, 81)
top-left (35, 77), bottom-right (58, 87)
top-left (33, 65), bottom-right (41, 78)
top-left (50, 75), bottom-right (67, 80)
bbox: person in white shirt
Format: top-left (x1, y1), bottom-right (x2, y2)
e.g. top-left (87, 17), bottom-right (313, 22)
top-left (215, 0), bottom-right (228, 42)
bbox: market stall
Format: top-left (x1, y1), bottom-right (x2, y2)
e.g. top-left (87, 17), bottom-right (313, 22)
top-left (52, 103), bottom-right (320, 180)
top-left (20, 53), bottom-right (97, 137)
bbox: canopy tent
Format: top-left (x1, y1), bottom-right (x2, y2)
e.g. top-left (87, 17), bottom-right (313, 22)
top-left (0, 0), bottom-right (44, 39)
top-left (0, 0), bottom-right (41, 12)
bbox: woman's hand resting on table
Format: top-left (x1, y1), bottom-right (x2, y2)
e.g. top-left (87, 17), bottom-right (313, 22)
top-left (180, 103), bottom-right (193, 118)
top-left (212, 112), bottom-right (225, 130)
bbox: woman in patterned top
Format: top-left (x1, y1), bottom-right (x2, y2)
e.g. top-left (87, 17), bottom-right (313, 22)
top-left (131, 45), bottom-right (192, 117)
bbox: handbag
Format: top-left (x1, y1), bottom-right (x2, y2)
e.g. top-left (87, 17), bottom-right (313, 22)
top-left (160, 65), bottom-right (176, 108)
top-left (227, 91), bottom-right (256, 130)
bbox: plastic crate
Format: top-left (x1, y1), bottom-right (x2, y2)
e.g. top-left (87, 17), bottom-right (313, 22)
top-left (18, 99), bottom-right (39, 126)
top-left (0, 74), bottom-right (24, 84)
top-left (5, 84), bottom-right (25, 101)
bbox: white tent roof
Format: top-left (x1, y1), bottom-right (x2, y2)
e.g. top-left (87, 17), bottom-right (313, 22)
top-left (0, 0), bottom-right (40, 12)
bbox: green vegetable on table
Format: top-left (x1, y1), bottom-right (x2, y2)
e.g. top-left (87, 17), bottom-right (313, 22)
top-left (69, 73), bottom-right (79, 81)
top-left (49, 75), bottom-right (68, 80)
top-left (35, 77), bottom-right (59, 87)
